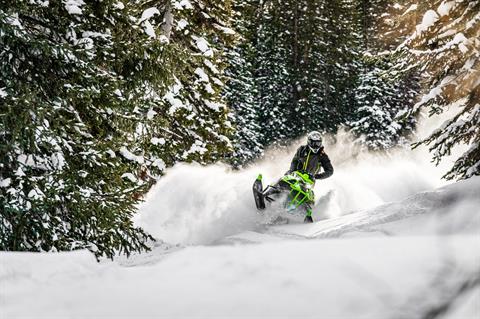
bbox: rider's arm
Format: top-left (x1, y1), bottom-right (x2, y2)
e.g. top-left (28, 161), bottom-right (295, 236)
top-left (315, 152), bottom-right (333, 179)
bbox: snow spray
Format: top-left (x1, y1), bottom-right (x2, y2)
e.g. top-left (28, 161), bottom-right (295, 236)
top-left (136, 109), bottom-right (466, 245)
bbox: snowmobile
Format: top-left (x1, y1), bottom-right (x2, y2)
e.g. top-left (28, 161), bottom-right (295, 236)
top-left (252, 170), bottom-right (315, 223)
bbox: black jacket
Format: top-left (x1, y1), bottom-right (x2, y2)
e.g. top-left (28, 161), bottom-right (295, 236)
top-left (288, 145), bottom-right (334, 179)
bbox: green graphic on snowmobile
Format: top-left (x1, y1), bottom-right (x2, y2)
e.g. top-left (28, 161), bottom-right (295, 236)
top-left (280, 171), bottom-right (315, 210)
top-left (253, 170), bottom-right (315, 215)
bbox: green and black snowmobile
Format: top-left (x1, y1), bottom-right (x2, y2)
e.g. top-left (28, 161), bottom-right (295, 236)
top-left (253, 171), bottom-right (315, 223)
top-left (253, 131), bottom-right (333, 223)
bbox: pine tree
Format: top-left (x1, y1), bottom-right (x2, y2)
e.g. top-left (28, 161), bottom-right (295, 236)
top-left (0, 0), bottom-right (234, 257)
top-left (349, 54), bottom-right (417, 150)
top-left (246, 0), bottom-right (363, 148)
top-left (152, 0), bottom-right (234, 165)
top-left (222, 0), bottom-right (425, 164)
top-left (396, 0), bottom-right (480, 179)
top-left (306, 0), bottom-right (362, 131)
top-left (224, 0), bottom-right (263, 166)
top-left (0, 1), bottom-right (157, 258)
top-left (349, 0), bottom-right (419, 151)
top-left (255, 0), bottom-right (294, 147)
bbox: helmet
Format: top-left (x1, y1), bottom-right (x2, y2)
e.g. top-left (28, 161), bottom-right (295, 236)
top-left (307, 131), bottom-right (323, 153)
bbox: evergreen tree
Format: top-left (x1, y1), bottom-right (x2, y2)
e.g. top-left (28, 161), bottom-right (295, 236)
top-left (0, 0), bottom-right (234, 258)
top-left (306, 0), bottom-right (362, 131)
top-left (227, 0), bottom-right (364, 155)
top-left (224, 0), bottom-right (263, 166)
top-left (255, 0), bottom-right (293, 147)
top-left (0, 0), bottom-right (155, 258)
top-left (153, 0), bottom-right (234, 165)
top-left (223, 0), bottom-right (423, 163)
top-left (392, 0), bottom-right (480, 179)
top-left (349, 54), bottom-right (417, 150)
top-left (348, 0), bottom-right (419, 151)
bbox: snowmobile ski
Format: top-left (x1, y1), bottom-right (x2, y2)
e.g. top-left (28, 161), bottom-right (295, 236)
top-left (253, 174), bottom-right (266, 210)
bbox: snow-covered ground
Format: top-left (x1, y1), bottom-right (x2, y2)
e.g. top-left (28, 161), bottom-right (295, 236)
top-left (2, 236), bottom-right (479, 318)
top-left (2, 171), bottom-right (479, 318)
top-left (2, 115), bottom-right (479, 318)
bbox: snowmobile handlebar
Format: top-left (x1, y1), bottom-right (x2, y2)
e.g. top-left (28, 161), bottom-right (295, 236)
top-left (285, 170), bottom-right (315, 185)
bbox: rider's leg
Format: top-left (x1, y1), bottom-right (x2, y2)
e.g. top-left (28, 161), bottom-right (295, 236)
top-left (303, 203), bottom-right (313, 223)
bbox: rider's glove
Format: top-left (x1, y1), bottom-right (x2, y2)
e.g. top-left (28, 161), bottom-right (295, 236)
top-left (300, 170), bottom-right (314, 180)
top-left (314, 173), bottom-right (323, 180)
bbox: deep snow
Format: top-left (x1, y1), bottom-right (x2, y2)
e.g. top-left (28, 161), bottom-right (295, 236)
top-left (2, 236), bottom-right (479, 318)
top-left (2, 176), bottom-right (479, 318)
top-left (1, 113), bottom-right (479, 318)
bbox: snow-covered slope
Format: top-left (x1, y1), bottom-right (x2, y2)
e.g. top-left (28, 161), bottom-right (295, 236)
top-left (2, 176), bottom-right (479, 318)
top-left (245, 176), bottom-right (480, 242)
top-left (2, 236), bottom-right (478, 318)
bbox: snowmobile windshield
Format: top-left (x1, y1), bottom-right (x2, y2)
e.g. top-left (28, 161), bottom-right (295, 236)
top-left (281, 172), bottom-right (315, 210)
top-left (283, 171), bottom-right (314, 185)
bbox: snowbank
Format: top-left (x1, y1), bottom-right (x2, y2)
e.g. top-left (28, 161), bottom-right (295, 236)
top-left (2, 236), bottom-right (478, 318)
top-left (261, 176), bottom-right (480, 241)
top-left (2, 177), bottom-right (479, 318)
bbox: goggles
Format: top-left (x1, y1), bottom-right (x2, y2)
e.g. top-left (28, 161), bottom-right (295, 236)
top-left (308, 140), bottom-right (322, 148)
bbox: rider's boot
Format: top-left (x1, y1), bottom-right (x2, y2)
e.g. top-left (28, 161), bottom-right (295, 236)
top-left (304, 209), bottom-right (313, 223)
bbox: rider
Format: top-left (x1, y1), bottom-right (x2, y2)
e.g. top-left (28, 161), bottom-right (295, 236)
top-left (287, 131), bottom-right (334, 223)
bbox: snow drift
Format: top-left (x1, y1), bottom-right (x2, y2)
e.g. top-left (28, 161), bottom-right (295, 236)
top-left (2, 177), bottom-right (479, 318)
top-left (3, 110), bottom-right (479, 318)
